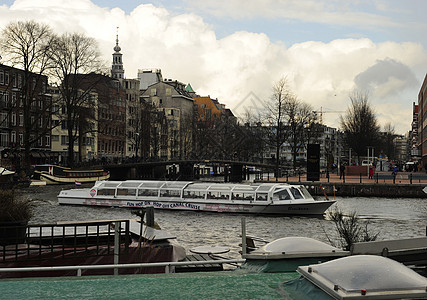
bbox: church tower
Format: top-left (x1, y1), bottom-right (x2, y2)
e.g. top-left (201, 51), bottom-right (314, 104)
top-left (111, 27), bottom-right (124, 79)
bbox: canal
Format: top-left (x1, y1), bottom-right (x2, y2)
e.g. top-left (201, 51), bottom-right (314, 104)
top-left (23, 184), bottom-right (427, 257)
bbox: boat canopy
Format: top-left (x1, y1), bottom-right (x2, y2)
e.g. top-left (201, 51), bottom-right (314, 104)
top-left (294, 255), bottom-right (427, 299)
top-left (93, 181), bottom-right (294, 195)
top-left (253, 237), bottom-right (344, 254)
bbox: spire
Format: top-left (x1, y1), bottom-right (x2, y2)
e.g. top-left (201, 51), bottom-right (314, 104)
top-left (111, 26), bottom-right (124, 79)
top-left (114, 27), bottom-right (121, 52)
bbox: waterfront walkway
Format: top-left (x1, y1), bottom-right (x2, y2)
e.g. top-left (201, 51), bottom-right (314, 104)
top-left (258, 170), bottom-right (427, 197)
top-left (266, 171), bottom-right (427, 185)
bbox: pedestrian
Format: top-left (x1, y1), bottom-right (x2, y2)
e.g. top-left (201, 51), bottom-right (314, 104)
top-left (392, 165), bottom-right (398, 176)
top-left (339, 163), bottom-right (345, 179)
top-left (369, 164), bottom-right (374, 179)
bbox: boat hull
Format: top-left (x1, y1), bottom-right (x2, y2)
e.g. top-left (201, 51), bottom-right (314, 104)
top-left (39, 173), bottom-right (110, 185)
top-left (58, 190), bottom-right (335, 215)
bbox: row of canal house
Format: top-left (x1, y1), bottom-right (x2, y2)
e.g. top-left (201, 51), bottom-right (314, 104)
top-left (0, 31), bottom-right (363, 169)
top-left (0, 34), bottom-right (232, 166)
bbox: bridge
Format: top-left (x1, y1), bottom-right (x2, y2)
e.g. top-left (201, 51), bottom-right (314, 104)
top-left (102, 160), bottom-right (281, 182)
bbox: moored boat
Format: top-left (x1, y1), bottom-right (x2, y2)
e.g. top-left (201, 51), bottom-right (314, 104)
top-left (33, 164), bottom-right (110, 184)
top-left (283, 255), bottom-right (427, 299)
top-left (57, 180), bottom-right (335, 215)
top-left (241, 237), bottom-right (348, 272)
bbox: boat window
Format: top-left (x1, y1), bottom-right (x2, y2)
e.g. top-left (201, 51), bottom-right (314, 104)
top-left (254, 183), bottom-right (276, 193)
top-left (184, 190), bottom-right (206, 199)
top-left (116, 188), bottom-right (136, 196)
top-left (162, 182), bottom-right (190, 189)
top-left (160, 189), bottom-right (181, 197)
top-left (102, 182), bottom-right (121, 188)
top-left (120, 181), bottom-right (143, 188)
top-left (299, 186), bottom-right (312, 199)
top-left (97, 189), bottom-right (115, 196)
top-left (289, 187), bottom-right (304, 199)
top-left (138, 189), bottom-right (158, 197)
top-left (207, 191), bottom-right (230, 200)
top-left (141, 181), bottom-right (166, 189)
top-left (256, 193), bottom-right (268, 201)
top-left (207, 184), bottom-right (232, 192)
top-left (231, 192), bottom-right (254, 201)
top-left (273, 189), bottom-right (291, 201)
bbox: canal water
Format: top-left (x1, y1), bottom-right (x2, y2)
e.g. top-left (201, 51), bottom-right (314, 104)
top-left (23, 184), bottom-right (427, 258)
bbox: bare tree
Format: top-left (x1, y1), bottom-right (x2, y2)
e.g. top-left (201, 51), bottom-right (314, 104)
top-left (283, 99), bottom-right (316, 169)
top-left (48, 32), bottom-right (105, 167)
top-left (128, 101), bottom-right (159, 160)
top-left (0, 20), bottom-right (54, 171)
top-left (264, 77), bottom-right (291, 178)
top-left (340, 91), bottom-right (380, 161)
top-left (264, 77), bottom-right (316, 175)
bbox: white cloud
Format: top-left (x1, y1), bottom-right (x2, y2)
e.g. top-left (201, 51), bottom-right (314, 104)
top-left (0, 0), bottom-right (425, 134)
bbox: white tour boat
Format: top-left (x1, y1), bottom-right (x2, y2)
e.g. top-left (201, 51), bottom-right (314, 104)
top-left (58, 180), bottom-right (335, 215)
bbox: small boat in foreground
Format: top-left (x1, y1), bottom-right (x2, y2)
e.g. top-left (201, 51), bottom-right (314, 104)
top-left (241, 237), bottom-right (348, 272)
top-left (34, 164), bottom-right (109, 184)
top-left (58, 180), bottom-right (335, 215)
top-left (283, 255), bottom-right (427, 299)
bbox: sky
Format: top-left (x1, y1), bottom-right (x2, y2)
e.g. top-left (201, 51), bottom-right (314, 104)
top-left (1, 0), bottom-right (427, 134)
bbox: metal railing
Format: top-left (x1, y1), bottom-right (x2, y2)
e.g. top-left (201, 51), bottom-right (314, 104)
top-left (0, 259), bottom-right (246, 277)
top-left (1, 220), bottom-right (131, 264)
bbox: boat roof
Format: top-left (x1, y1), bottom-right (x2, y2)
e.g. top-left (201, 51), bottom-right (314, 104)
top-left (94, 181), bottom-right (295, 193)
top-left (245, 237), bottom-right (348, 260)
top-left (297, 255), bottom-right (427, 299)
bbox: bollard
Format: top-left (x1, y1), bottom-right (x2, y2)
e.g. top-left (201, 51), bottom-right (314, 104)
top-left (393, 173), bottom-right (396, 184)
top-left (114, 221), bottom-right (120, 276)
top-left (241, 217), bottom-right (246, 256)
top-left (146, 206), bottom-right (155, 227)
top-left (360, 173), bottom-right (362, 184)
top-left (410, 173), bottom-right (412, 184)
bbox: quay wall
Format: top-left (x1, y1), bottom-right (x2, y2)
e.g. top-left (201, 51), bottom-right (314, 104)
top-left (285, 182), bottom-right (426, 198)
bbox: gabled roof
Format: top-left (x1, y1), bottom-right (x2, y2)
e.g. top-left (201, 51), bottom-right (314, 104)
top-left (185, 83), bottom-right (195, 93)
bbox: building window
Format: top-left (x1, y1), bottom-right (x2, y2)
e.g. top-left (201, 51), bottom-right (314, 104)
top-left (19, 112), bottom-right (23, 126)
top-left (12, 93), bottom-right (16, 107)
top-left (4, 71), bottom-right (9, 85)
top-left (0, 112), bottom-right (8, 126)
top-left (46, 135), bottom-right (50, 147)
top-left (11, 113), bottom-right (16, 126)
top-left (0, 132), bottom-right (8, 147)
top-left (19, 133), bottom-right (23, 146)
top-left (61, 135), bottom-right (68, 145)
top-left (51, 135), bottom-right (59, 142)
top-left (151, 88), bottom-right (157, 96)
top-left (0, 69), bottom-right (4, 85)
top-left (11, 131), bottom-right (16, 143)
